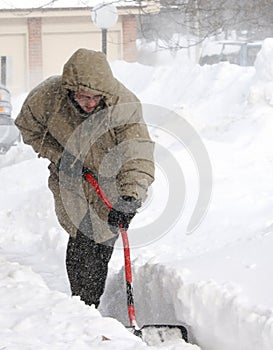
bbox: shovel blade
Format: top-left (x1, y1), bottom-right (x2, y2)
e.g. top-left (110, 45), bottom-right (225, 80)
top-left (128, 324), bottom-right (188, 346)
top-left (141, 324), bottom-right (188, 345)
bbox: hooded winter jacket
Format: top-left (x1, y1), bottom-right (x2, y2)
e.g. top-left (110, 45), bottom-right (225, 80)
top-left (15, 49), bottom-right (154, 242)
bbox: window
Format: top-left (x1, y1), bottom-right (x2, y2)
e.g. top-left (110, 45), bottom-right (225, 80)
top-left (0, 56), bottom-right (12, 86)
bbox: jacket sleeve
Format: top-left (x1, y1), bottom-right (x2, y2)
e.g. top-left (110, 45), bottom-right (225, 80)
top-left (112, 105), bottom-right (155, 202)
top-left (15, 103), bottom-right (63, 165)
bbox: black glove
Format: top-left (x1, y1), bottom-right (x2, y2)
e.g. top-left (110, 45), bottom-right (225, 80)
top-left (57, 151), bottom-right (85, 177)
top-left (108, 196), bottom-right (141, 233)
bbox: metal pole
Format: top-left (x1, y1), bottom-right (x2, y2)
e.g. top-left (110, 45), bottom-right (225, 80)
top-left (102, 28), bottom-right (107, 55)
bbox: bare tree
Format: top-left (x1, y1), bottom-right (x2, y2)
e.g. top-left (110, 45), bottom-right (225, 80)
top-left (137, 0), bottom-right (273, 49)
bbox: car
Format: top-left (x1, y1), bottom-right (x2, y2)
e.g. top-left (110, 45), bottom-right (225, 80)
top-left (0, 84), bottom-right (20, 154)
top-left (199, 40), bottom-right (262, 66)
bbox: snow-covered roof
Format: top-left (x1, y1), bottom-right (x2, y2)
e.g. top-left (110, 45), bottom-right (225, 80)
top-left (0, 0), bottom-right (143, 10)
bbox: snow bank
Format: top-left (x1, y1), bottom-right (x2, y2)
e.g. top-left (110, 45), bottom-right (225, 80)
top-left (0, 256), bottom-right (150, 350)
top-left (248, 38), bottom-right (273, 106)
top-left (102, 261), bottom-right (273, 350)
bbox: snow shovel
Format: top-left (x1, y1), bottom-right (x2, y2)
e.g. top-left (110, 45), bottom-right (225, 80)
top-left (83, 169), bottom-right (189, 345)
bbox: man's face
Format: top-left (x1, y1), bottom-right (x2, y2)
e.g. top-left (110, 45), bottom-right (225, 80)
top-left (74, 91), bottom-right (102, 113)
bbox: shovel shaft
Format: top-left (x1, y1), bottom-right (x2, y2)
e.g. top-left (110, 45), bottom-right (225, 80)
top-left (85, 172), bottom-right (113, 210)
top-left (84, 171), bottom-right (139, 328)
top-left (120, 224), bottom-right (138, 327)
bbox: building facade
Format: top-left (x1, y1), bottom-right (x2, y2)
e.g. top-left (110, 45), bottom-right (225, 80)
top-left (0, 6), bottom-right (139, 95)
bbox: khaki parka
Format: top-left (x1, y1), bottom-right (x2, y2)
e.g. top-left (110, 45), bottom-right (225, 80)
top-left (15, 49), bottom-right (154, 243)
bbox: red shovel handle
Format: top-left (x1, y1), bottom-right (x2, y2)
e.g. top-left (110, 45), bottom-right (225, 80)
top-left (84, 171), bottom-right (138, 328)
top-left (85, 172), bottom-right (113, 211)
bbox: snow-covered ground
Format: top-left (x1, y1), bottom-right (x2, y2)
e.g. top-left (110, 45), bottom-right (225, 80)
top-left (1, 38), bottom-right (273, 350)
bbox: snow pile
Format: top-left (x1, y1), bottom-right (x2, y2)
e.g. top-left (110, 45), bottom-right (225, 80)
top-left (1, 38), bottom-right (273, 349)
top-left (248, 38), bottom-right (273, 106)
top-left (0, 256), bottom-right (146, 350)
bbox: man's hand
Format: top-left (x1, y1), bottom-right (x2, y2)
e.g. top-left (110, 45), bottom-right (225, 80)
top-left (57, 151), bottom-right (84, 177)
top-left (108, 196), bottom-right (141, 233)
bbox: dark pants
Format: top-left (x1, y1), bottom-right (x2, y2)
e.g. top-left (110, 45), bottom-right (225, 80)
top-left (66, 213), bottom-right (114, 308)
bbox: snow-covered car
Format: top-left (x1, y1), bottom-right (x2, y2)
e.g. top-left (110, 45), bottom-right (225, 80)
top-left (200, 40), bottom-right (262, 66)
top-left (0, 84), bottom-right (20, 154)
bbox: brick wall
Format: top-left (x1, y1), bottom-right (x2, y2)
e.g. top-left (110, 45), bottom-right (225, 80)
top-left (28, 17), bottom-right (43, 89)
top-left (122, 15), bottom-right (137, 62)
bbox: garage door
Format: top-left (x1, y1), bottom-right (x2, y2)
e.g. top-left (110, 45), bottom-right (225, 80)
top-left (0, 33), bottom-right (27, 95)
top-left (43, 30), bottom-right (121, 79)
